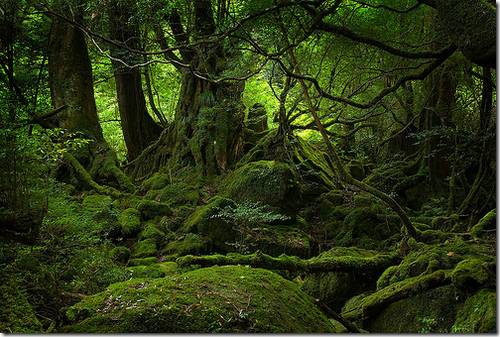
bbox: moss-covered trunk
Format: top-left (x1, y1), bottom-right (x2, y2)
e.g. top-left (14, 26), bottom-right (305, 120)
top-left (108, 0), bottom-right (162, 161)
top-left (47, 15), bottom-right (104, 143)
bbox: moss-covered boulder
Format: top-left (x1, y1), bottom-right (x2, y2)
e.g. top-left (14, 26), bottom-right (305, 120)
top-left (118, 208), bottom-right (142, 237)
top-left (65, 266), bottom-right (337, 333)
top-left (161, 233), bottom-right (208, 256)
top-left (0, 279), bottom-right (43, 333)
top-left (131, 239), bottom-right (157, 258)
top-left (376, 237), bottom-right (494, 290)
top-left (141, 173), bottom-right (170, 191)
top-left (450, 258), bottom-right (494, 291)
top-left (470, 209), bottom-right (496, 239)
top-left (126, 261), bottom-right (178, 279)
top-left (146, 182), bottom-right (200, 206)
top-left (302, 247), bottom-right (381, 311)
top-left (452, 289), bottom-right (496, 333)
top-left (110, 246), bottom-right (130, 264)
top-left (221, 161), bottom-right (300, 211)
top-left (363, 285), bottom-right (461, 333)
top-left (181, 196), bottom-right (236, 250)
top-left (138, 222), bottom-right (166, 243)
top-left (137, 200), bottom-right (172, 220)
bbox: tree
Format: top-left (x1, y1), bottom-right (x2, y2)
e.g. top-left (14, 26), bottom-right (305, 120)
top-left (108, 0), bottom-right (162, 161)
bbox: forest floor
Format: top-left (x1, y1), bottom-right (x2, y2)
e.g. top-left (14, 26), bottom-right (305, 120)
top-left (0, 138), bottom-right (496, 333)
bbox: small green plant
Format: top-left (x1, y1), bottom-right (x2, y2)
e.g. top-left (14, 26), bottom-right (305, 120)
top-left (211, 201), bottom-right (290, 253)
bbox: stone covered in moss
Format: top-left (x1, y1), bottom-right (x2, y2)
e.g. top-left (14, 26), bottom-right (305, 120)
top-left (302, 247), bottom-right (380, 311)
top-left (110, 246), bottom-right (130, 264)
top-left (236, 225), bottom-right (311, 258)
top-left (138, 222), bottom-right (165, 243)
top-left (161, 233), bottom-right (207, 256)
top-left (146, 182), bottom-right (200, 206)
top-left (450, 258), bottom-right (494, 291)
top-left (470, 209), bottom-right (496, 238)
top-left (0, 279), bottom-right (43, 333)
top-left (364, 285), bottom-right (461, 333)
top-left (126, 262), bottom-right (178, 279)
top-left (452, 289), bottom-right (496, 333)
top-left (118, 208), bottom-right (142, 237)
top-left (221, 160), bottom-right (300, 211)
top-left (65, 266), bottom-right (336, 333)
top-left (128, 257), bottom-right (157, 266)
top-left (131, 239), bottom-right (157, 258)
top-left (141, 173), bottom-right (170, 191)
top-left (181, 196), bottom-right (236, 250)
top-left (376, 237), bottom-right (494, 290)
top-left (137, 200), bottom-right (172, 220)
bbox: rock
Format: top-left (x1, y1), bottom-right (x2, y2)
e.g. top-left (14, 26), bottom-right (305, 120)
top-left (131, 239), bottom-right (157, 258)
top-left (109, 246), bottom-right (130, 264)
top-left (65, 266), bottom-right (337, 333)
top-left (452, 289), bottom-right (496, 333)
top-left (118, 208), bottom-right (142, 237)
top-left (221, 160), bottom-right (300, 212)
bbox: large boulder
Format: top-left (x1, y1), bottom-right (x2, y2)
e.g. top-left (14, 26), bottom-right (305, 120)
top-left (221, 160), bottom-right (301, 212)
top-left (65, 266), bottom-right (337, 333)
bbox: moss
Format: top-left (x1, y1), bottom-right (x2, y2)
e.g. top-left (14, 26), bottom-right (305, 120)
top-left (138, 222), bottom-right (165, 243)
top-left (65, 266), bottom-right (336, 333)
top-left (141, 173), bottom-right (170, 191)
top-left (110, 246), bottom-right (130, 264)
top-left (126, 262), bottom-right (178, 279)
top-left (118, 208), bottom-right (142, 237)
top-left (342, 270), bottom-right (452, 322)
top-left (0, 279), bottom-right (43, 333)
top-left (181, 196), bottom-right (236, 250)
top-left (131, 239), bottom-right (157, 258)
top-left (302, 247), bottom-right (381, 311)
top-left (376, 237), bottom-right (494, 290)
top-left (450, 258), bottom-right (494, 290)
top-left (452, 289), bottom-right (496, 333)
top-left (159, 206), bottom-right (195, 232)
top-left (162, 233), bottom-right (207, 256)
top-left (137, 200), bottom-right (172, 220)
top-left (82, 194), bottom-right (113, 212)
top-left (334, 207), bottom-right (400, 250)
top-left (364, 285), bottom-right (461, 333)
top-left (470, 209), bottom-right (495, 238)
top-left (128, 257), bottom-right (157, 266)
top-left (146, 182), bottom-right (200, 206)
top-left (221, 160), bottom-right (301, 211)
top-left (234, 225), bottom-right (311, 257)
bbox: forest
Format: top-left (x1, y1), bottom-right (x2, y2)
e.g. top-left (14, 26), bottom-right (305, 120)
top-left (0, 0), bottom-right (496, 333)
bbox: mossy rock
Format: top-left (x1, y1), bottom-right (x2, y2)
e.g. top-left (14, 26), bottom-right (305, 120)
top-left (234, 225), bottom-right (311, 258)
top-left (302, 247), bottom-right (381, 311)
top-left (470, 209), bottom-right (496, 238)
top-left (126, 262), bottom-right (178, 279)
top-left (138, 222), bottom-right (166, 243)
top-left (128, 257), bottom-right (157, 266)
top-left (110, 246), bottom-right (130, 264)
top-left (82, 194), bottom-right (113, 212)
top-left (452, 289), bottom-right (496, 333)
top-left (161, 233), bottom-right (207, 256)
top-left (65, 266), bottom-right (337, 333)
top-left (221, 160), bottom-right (301, 211)
top-left (141, 173), bottom-right (170, 191)
top-left (146, 182), bottom-right (200, 206)
top-left (137, 200), bottom-right (172, 220)
top-left (376, 237), bottom-right (494, 290)
top-left (118, 208), bottom-right (142, 237)
top-left (181, 196), bottom-right (236, 250)
top-left (364, 285), bottom-right (461, 333)
top-left (0, 279), bottom-right (43, 333)
top-left (333, 207), bottom-right (400, 250)
top-left (450, 258), bottom-right (494, 291)
top-left (131, 239), bottom-right (157, 258)
top-left (159, 206), bottom-right (195, 232)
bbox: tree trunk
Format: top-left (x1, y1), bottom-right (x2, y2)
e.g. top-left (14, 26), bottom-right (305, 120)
top-left (47, 15), bottom-right (104, 143)
top-left (108, 0), bottom-right (162, 161)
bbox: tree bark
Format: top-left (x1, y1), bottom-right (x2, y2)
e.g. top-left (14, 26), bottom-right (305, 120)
top-left (47, 15), bottom-right (104, 142)
top-left (108, 0), bottom-right (162, 161)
